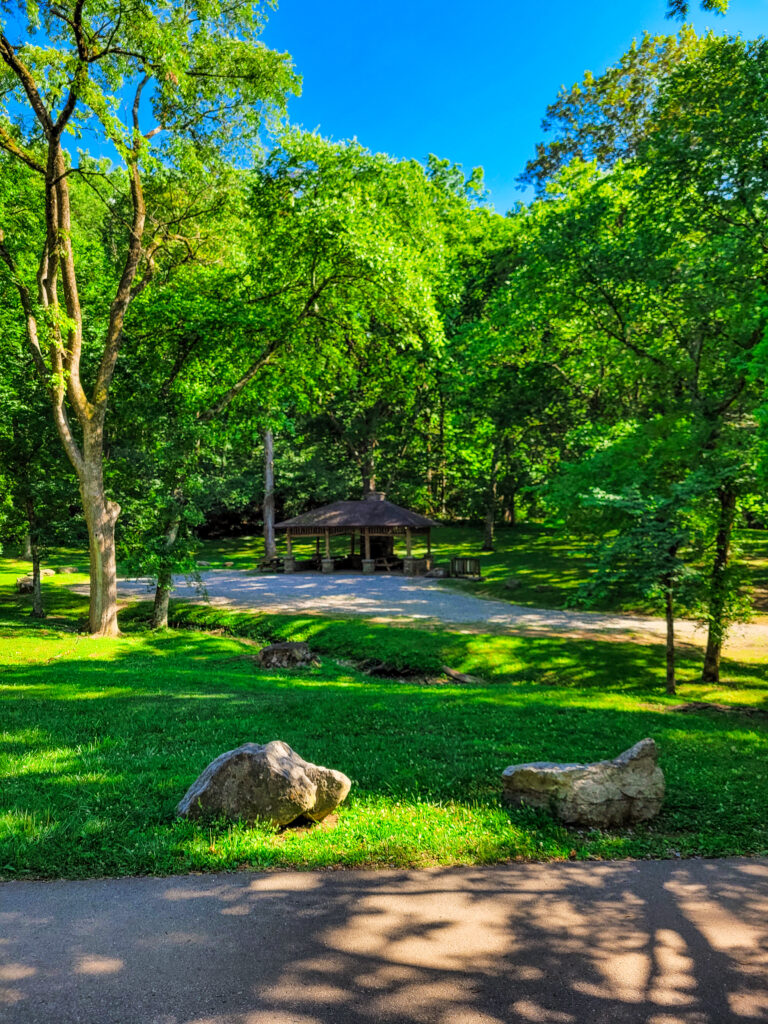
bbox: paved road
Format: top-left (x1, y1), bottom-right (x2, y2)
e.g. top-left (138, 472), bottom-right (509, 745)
top-left (1, 859), bottom-right (766, 1023)
top-left (111, 571), bottom-right (766, 651)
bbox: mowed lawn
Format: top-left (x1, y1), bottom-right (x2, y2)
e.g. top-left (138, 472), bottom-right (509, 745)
top-left (1, 557), bottom-right (766, 879)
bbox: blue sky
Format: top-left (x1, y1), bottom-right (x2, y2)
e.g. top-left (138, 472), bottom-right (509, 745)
top-left (261, 0), bottom-right (768, 212)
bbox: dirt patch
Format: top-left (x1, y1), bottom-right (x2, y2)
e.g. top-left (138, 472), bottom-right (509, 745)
top-left (666, 701), bottom-right (768, 719)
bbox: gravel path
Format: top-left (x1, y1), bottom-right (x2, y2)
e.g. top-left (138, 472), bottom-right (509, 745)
top-left (111, 570), bottom-right (766, 651)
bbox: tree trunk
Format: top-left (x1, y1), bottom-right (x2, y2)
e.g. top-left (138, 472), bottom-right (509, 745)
top-left (22, 531), bottom-right (33, 561)
top-left (263, 428), bottom-right (277, 559)
top-left (702, 486), bottom-right (737, 684)
top-left (664, 587), bottom-right (676, 695)
top-left (438, 387), bottom-right (447, 517)
top-left (151, 519), bottom-right (181, 629)
top-left (362, 449), bottom-right (376, 495)
top-left (502, 489), bottom-right (517, 526)
top-left (25, 499), bottom-right (45, 620)
top-left (482, 447), bottom-right (499, 551)
top-left (152, 567), bottom-right (173, 630)
top-left (79, 457), bottom-right (121, 637)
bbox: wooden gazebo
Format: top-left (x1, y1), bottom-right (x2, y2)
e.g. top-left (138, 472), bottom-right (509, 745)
top-left (275, 491), bottom-right (439, 575)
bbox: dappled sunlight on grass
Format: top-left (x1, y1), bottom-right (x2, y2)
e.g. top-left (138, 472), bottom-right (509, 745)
top-left (1, 554), bottom-right (766, 878)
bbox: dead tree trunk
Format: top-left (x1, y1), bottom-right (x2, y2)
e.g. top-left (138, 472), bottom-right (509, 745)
top-left (702, 486), bottom-right (737, 684)
top-left (263, 428), bottom-right (277, 559)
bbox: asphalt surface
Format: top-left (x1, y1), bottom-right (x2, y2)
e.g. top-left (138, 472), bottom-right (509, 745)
top-left (2, 858), bottom-right (767, 1023)
top-left (107, 570), bottom-right (768, 651)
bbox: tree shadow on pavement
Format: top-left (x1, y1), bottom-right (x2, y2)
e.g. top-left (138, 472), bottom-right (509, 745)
top-left (1, 858), bottom-right (767, 1024)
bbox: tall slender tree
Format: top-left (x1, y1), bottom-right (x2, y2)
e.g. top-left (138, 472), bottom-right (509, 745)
top-left (0, 0), bottom-right (296, 634)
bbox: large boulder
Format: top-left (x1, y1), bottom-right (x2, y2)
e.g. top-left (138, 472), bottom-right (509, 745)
top-left (16, 576), bottom-right (34, 594)
top-left (502, 738), bottom-right (664, 827)
top-left (176, 741), bottom-right (351, 826)
top-left (258, 641), bottom-right (318, 669)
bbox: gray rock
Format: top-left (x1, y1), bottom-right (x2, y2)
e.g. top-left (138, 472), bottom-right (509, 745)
top-left (258, 641), bottom-right (318, 669)
top-left (176, 740), bottom-right (351, 825)
top-left (40, 568), bottom-right (56, 577)
top-left (16, 576), bottom-right (33, 593)
top-left (502, 738), bottom-right (664, 827)
top-left (57, 566), bottom-right (77, 574)
top-left (425, 567), bottom-right (447, 578)
top-left (503, 577), bottom-right (521, 590)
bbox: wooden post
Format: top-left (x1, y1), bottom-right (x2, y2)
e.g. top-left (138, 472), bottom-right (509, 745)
top-left (406, 527), bottom-right (412, 557)
top-left (315, 536), bottom-right (320, 556)
top-left (350, 531), bottom-right (355, 555)
top-left (364, 528), bottom-right (371, 560)
top-left (325, 528), bottom-right (331, 558)
top-left (286, 530), bottom-right (292, 557)
top-left (427, 529), bottom-right (431, 555)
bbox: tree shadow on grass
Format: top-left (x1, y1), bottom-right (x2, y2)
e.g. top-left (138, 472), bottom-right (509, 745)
top-left (1, 631), bottom-right (766, 876)
top-left (1, 859), bottom-right (767, 1023)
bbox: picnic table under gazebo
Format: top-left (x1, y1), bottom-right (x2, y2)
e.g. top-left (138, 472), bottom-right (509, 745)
top-left (274, 491), bottom-right (439, 575)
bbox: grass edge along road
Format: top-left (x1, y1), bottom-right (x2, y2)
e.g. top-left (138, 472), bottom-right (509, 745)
top-left (1, 556), bottom-right (766, 879)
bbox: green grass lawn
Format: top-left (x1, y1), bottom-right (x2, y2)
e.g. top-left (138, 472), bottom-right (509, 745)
top-left (1, 556), bottom-right (766, 879)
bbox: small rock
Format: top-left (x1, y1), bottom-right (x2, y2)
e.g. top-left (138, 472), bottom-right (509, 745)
top-left (40, 568), bottom-right (56, 577)
top-left (425, 567), bottom-right (447, 578)
top-left (176, 740), bottom-right (351, 825)
top-left (57, 566), bottom-right (77, 574)
top-left (196, 560), bottom-right (211, 567)
top-left (502, 738), bottom-right (664, 827)
top-left (224, 561), bottom-right (234, 567)
top-left (16, 576), bottom-right (34, 594)
top-left (258, 641), bottom-right (318, 669)
top-left (442, 665), bottom-right (483, 684)
top-left (503, 577), bottom-right (521, 590)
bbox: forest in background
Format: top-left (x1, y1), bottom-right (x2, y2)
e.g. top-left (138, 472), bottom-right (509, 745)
top-left (1, 0), bottom-right (767, 695)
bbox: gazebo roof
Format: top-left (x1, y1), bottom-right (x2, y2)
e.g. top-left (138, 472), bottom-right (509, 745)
top-left (276, 493), bottom-right (439, 530)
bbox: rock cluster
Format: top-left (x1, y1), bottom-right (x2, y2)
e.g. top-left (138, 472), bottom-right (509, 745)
top-left (177, 741), bottom-right (351, 826)
top-left (502, 738), bottom-right (664, 827)
top-left (258, 641), bottom-right (318, 669)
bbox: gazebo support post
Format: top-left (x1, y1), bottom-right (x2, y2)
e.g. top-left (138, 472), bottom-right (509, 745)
top-left (284, 529), bottom-right (296, 574)
top-left (426, 528), bottom-right (433, 569)
top-left (322, 528), bottom-right (334, 573)
top-left (403, 526), bottom-right (417, 577)
top-left (362, 527), bottom-right (374, 574)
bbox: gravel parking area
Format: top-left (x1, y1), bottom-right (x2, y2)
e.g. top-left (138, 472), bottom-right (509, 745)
top-left (107, 570), bottom-right (766, 651)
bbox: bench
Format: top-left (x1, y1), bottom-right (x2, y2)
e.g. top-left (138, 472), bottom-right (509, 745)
top-left (450, 557), bottom-right (482, 580)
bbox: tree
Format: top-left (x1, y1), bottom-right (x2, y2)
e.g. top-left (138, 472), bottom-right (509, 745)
top-left (667, 0), bottom-right (729, 16)
top-left (104, 134), bottom-right (446, 622)
top-left (0, 0), bottom-right (297, 634)
top-left (520, 28), bottom-right (705, 193)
